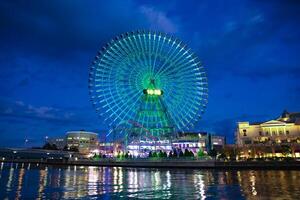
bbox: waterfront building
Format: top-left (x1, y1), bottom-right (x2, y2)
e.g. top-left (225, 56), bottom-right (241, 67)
top-left (98, 142), bottom-right (123, 157)
top-left (235, 110), bottom-right (300, 158)
top-left (127, 140), bottom-right (172, 157)
top-left (66, 131), bottom-right (98, 154)
top-left (172, 132), bottom-right (225, 153)
top-left (211, 135), bottom-right (226, 151)
top-left (172, 132), bottom-right (206, 153)
top-left (236, 110), bottom-right (300, 146)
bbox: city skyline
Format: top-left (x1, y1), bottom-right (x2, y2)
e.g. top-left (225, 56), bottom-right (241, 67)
top-left (1, 0), bottom-right (300, 147)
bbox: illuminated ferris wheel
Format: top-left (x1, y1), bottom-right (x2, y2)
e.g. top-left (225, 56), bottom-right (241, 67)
top-left (89, 30), bottom-right (208, 139)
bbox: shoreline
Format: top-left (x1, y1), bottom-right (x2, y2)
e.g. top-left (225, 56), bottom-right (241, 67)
top-left (2, 159), bottom-right (300, 170)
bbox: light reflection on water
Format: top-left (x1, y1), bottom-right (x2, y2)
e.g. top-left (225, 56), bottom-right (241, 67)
top-left (0, 162), bottom-right (300, 199)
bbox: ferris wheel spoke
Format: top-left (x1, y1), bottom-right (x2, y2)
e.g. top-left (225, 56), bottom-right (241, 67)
top-left (103, 95), bottom-right (138, 122)
top-left (134, 34), bottom-right (149, 70)
top-left (157, 57), bottom-right (196, 80)
top-left (106, 92), bottom-right (142, 124)
top-left (154, 44), bottom-right (189, 78)
top-left (138, 34), bottom-right (152, 76)
top-left (123, 37), bottom-right (142, 66)
top-left (117, 38), bottom-right (143, 68)
top-left (147, 32), bottom-right (153, 73)
top-left (141, 33), bottom-right (151, 73)
top-left (165, 59), bottom-right (200, 77)
top-left (127, 37), bottom-right (144, 68)
top-left (154, 37), bottom-right (179, 78)
top-left (151, 33), bottom-right (162, 76)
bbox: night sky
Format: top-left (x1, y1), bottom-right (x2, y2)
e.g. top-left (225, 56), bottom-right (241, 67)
top-left (1, 0), bottom-right (300, 147)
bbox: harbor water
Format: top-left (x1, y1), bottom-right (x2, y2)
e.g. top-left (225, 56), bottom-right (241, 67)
top-left (0, 162), bottom-right (300, 199)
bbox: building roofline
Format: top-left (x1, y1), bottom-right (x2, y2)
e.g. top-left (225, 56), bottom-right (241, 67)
top-left (66, 131), bottom-right (98, 135)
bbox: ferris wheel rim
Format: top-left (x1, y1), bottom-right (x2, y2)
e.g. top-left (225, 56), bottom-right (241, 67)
top-left (89, 30), bottom-right (208, 133)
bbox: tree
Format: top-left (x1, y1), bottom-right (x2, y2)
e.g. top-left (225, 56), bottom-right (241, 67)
top-left (208, 149), bottom-right (217, 158)
top-left (43, 143), bottom-right (58, 150)
top-left (178, 149), bottom-right (184, 157)
top-left (116, 151), bottom-right (121, 158)
top-left (163, 151), bottom-right (168, 158)
top-left (93, 153), bottom-right (101, 161)
top-left (124, 152), bottom-right (129, 158)
top-left (172, 149), bottom-right (178, 158)
top-left (69, 146), bottom-right (79, 152)
top-left (63, 145), bottom-right (69, 151)
top-left (184, 149), bottom-right (190, 157)
top-left (197, 149), bottom-right (205, 158)
top-left (189, 151), bottom-right (194, 157)
top-left (281, 145), bottom-right (291, 157)
top-left (168, 151), bottom-right (173, 158)
top-left (158, 150), bottom-right (163, 157)
top-left (218, 152), bottom-right (227, 160)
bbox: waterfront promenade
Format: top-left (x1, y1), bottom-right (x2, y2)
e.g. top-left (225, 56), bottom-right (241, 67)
top-left (1, 148), bottom-right (300, 169)
top-left (2, 158), bottom-right (300, 169)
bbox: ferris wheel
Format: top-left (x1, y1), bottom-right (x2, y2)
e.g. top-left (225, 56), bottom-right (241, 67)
top-left (89, 30), bottom-right (208, 138)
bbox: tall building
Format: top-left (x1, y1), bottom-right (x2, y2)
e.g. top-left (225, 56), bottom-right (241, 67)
top-left (236, 110), bottom-right (300, 146)
top-left (66, 131), bottom-right (98, 154)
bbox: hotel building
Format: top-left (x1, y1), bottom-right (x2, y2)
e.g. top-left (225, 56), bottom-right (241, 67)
top-left (235, 110), bottom-right (300, 158)
top-left (236, 110), bottom-right (300, 146)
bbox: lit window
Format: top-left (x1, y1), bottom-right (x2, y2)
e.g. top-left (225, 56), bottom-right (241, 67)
top-left (265, 131), bottom-right (269, 135)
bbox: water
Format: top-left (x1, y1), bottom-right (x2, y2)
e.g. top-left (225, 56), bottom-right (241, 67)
top-left (0, 162), bottom-right (300, 199)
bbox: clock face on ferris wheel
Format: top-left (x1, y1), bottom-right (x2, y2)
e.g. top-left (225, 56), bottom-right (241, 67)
top-left (89, 30), bottom-right (208, 136)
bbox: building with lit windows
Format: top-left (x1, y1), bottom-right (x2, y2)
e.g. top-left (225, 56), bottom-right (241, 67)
top-left (66, 131), bottom-right (98, 154)
top-left (172, 132), bottom-right (225, 153)
top-left (235, 110), bottom-right (300, 158)
top-left (236, 110), bottom-right (300, 146)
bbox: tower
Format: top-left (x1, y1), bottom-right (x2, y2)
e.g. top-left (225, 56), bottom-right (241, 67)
top-left (129, 79), bottom-right (176, 142)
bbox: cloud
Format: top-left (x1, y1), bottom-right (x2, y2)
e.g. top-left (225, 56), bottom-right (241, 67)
top-left (139, 6), bottom-right (178, 33)
top-left (15, 100), bottom-right (25, 106)
top-left (0, 99), bottom-right (74, 122)
top-left (0, 98), bottom-right (104, 147)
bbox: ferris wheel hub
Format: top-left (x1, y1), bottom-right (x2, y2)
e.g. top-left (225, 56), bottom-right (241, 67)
top-left (143, 89), bottom-right (163, 96)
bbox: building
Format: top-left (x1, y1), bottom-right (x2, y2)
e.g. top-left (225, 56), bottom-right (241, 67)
top-left (46, 137), bottom-right (66, 150)
top-left (236, 110), bottom-right (300, 146)
top-left (172, 132), bottom-right (225, 153)
top-left (172, 132), bottom-right (206, 153)
top-left (235, 110), bottom-right (300, 158)
top-left (98, 142), bottom-right (123, 156)
top-left (66, 131), bottom-right (98, 154)
top-left (210, 135), bottom-right (226, 151)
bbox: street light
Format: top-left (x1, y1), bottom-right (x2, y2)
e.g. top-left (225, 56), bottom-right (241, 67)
top-left (24, 138), bottom-right (29, 148)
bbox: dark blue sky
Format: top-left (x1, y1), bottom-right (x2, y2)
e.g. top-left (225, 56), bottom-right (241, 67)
top-left (1, 0), bottom-right (300, 147)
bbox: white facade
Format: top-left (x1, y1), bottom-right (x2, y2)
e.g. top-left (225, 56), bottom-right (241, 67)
top-left (66, 131), bottom-right (98, 154)
top-left (236, 111), bottom-right (300, 146)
